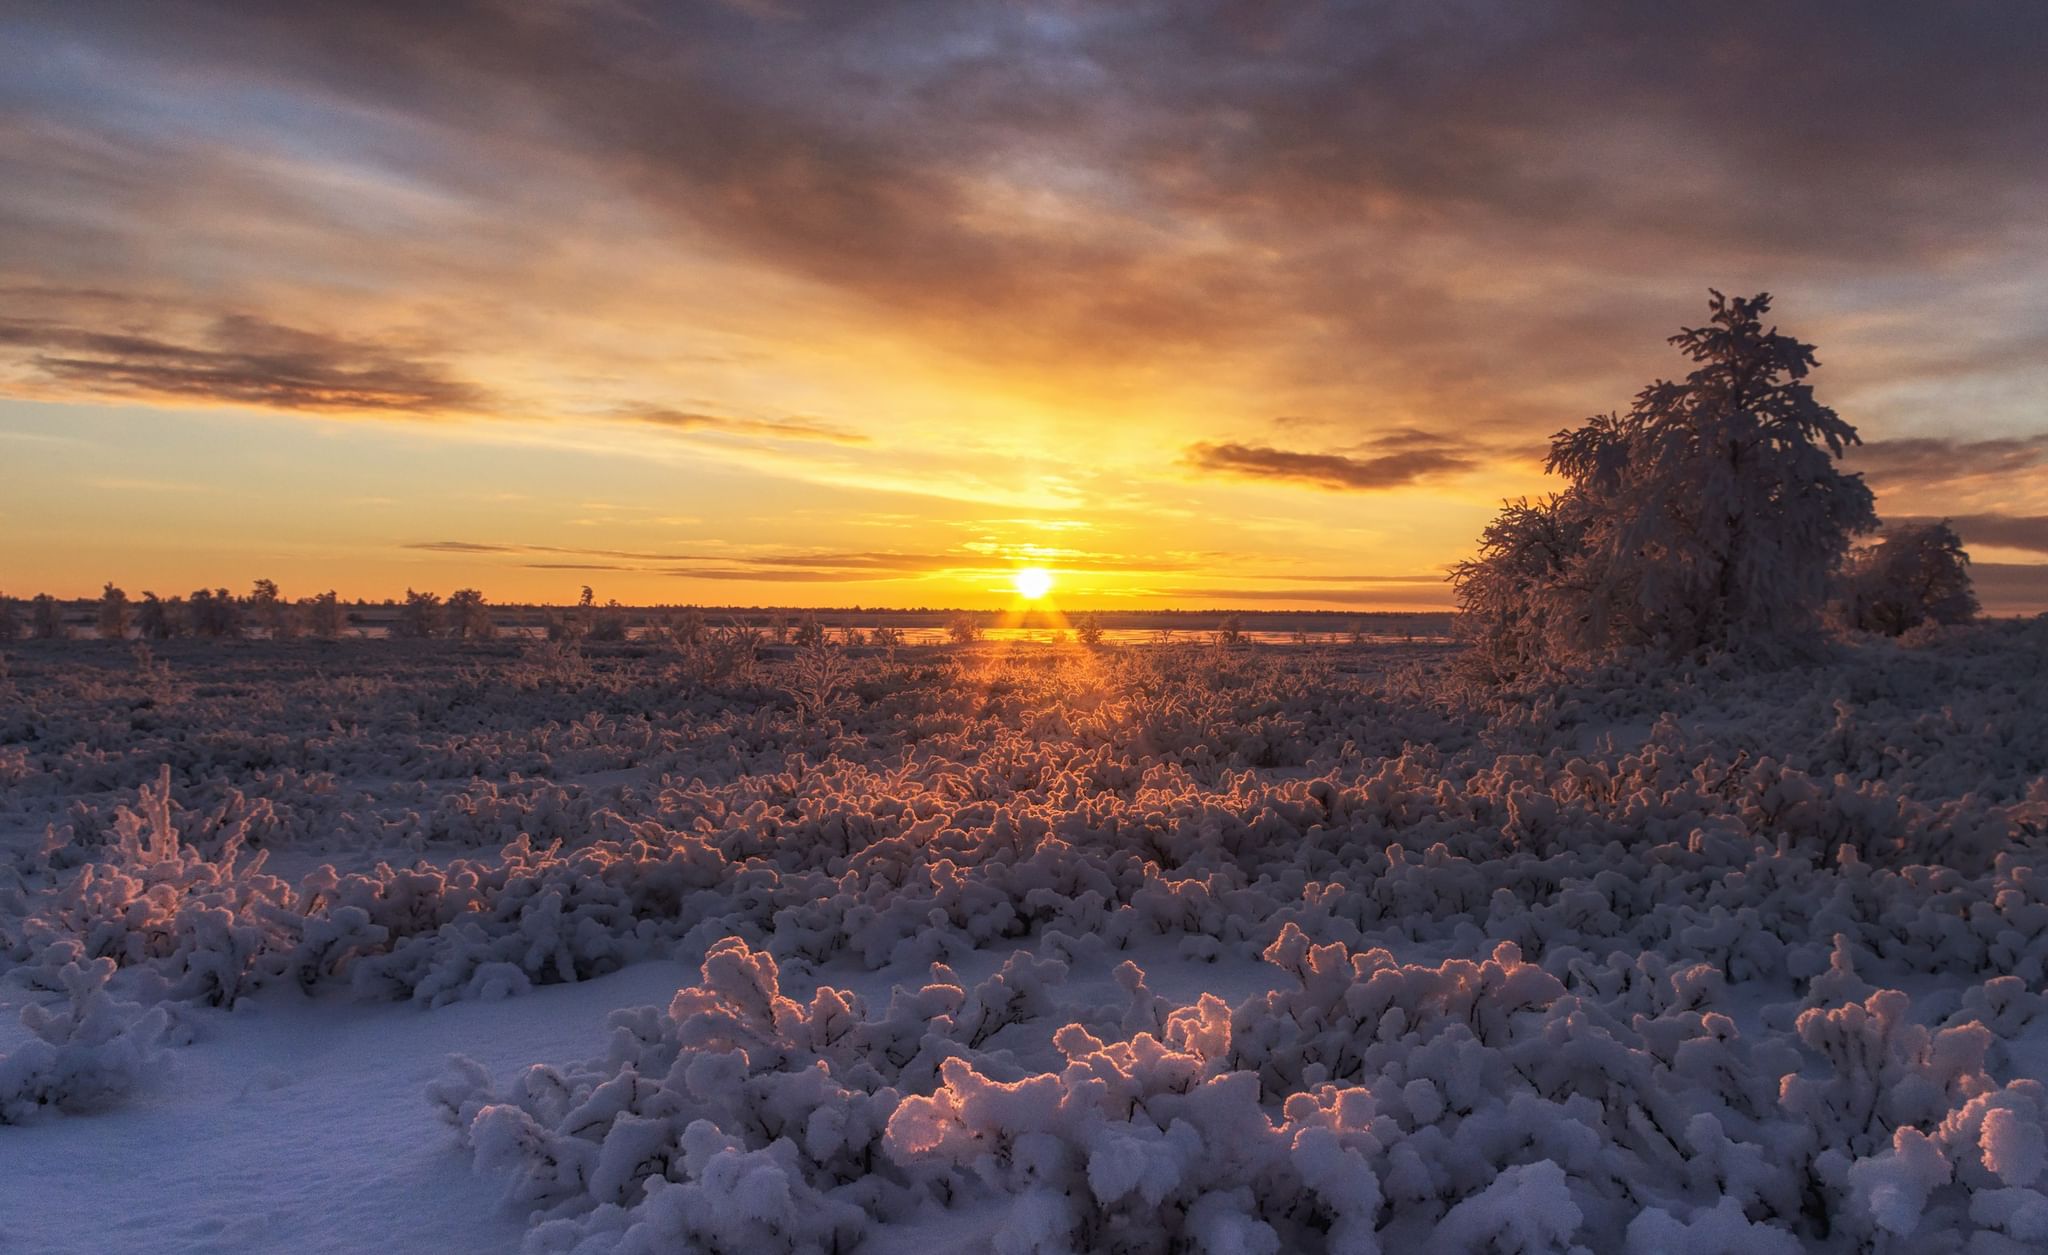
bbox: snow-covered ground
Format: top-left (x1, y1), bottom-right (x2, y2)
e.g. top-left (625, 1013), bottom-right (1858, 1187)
top-left (2, 627), bottom-right (2046, 1252)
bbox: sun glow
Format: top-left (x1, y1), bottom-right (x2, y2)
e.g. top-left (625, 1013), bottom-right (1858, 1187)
top-left (1012, 567), bottom-right (1054, 600)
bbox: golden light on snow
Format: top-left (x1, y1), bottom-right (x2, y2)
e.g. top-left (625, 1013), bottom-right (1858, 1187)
top-left (1012, 567), bottom-right (1054, 600)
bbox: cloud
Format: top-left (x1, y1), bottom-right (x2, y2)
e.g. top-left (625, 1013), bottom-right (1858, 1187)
top-left (625, 407), bottom-right (869, 446)
top-left (1892, 513), bottom-right (2048, 557)
top-left (0, 315), bottom-right (484, 414)
top-left (1850, 435), bottom-right (2048, 487)
top-left (1184, 441), bottom-right (1476, 491)
top-left (1968, 562), bottom-right (2048, 615)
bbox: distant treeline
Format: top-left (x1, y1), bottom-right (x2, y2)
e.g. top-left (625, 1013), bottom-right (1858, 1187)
top-left (0, 583), bottom-right (1453, 643)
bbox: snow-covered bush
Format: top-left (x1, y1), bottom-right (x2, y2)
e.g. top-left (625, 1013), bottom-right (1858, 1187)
top-left (1, 953), bottom-right (168, 1123)
top-left (1833, 519), bottom-right (1978, 637)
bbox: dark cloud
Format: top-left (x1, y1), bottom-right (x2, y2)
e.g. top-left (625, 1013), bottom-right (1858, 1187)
top-left (1850, 436), bottom-right (2048, 487)
top-left (626, 407), bottom-right (870, 446)
top-left (1892, 513), bottom-right (2048, 557)
top-left (9, 1), bottom-right (2046, 421)
top-left (4, 0), bottom-right (2047, 527)
top-left (0, 315), bottom-right (484, 414)
top-left (1184, 441), bottom-right (1475, 491)
top-left (1967, 563), bottom-right (2048, 616)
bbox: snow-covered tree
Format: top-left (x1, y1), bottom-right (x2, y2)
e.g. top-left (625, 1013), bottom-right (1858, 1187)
top-left (1454, 291), bottom-right (1878, 670)
top-left (1449, 496), bottom-right (1584, 679)
top-left (1833, 520), bottom-right (1977, 637)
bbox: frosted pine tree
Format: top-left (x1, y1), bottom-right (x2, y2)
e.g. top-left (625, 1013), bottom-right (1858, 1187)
top-left (1456, 291), bottom-right (1878, 670)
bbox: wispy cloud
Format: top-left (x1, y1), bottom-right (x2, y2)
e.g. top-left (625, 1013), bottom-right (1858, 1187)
top-left (0, 316), bottom-right (485, 415)
top-left (1893, 512), bottom-right (2048, 557)
top-left (1184, 441), bottom-right (1476, 491)
top-left (1850, 435), bottom-right (2048, 488)
top-left (624, 407), bottom-right (870, 446)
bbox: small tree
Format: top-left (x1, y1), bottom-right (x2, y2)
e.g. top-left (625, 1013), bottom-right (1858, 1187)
top-left (1834, 520), bottom-right (1978, 637)
top-left (97, 583), bottom-right (130, 640)
top-left (946, 614), bottom-right (982, 645)
top-left (187, 588), bottom-right (244, 638)
top-left (1454, 291), bottom-right (1878, 671)
top-left (1074, 613), bottom-right (1105, 647)
top-left (394, 589), bottom-right (443, 639)
top-left (304, 591), bottom-right (345, 639)
top-left (247, 579), bottom-right (298, 640)
top-left (30, 594), bottom-right (65, 640)
top-left (447, 589), bottom-right (496, 640)
top-left (0, 594), bottom-right (19, 642)
top-left (135, 592), bottom-right (182, 639)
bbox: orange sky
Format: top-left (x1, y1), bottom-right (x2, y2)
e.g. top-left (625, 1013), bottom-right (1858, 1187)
top-left (3, 4), bottom-right (2046, 611)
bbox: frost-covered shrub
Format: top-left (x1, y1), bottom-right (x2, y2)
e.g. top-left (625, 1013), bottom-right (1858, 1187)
top-left (3, 621), bottom-right (2045, 1247)
top-left (1, 953), bottom-right (168, 1124)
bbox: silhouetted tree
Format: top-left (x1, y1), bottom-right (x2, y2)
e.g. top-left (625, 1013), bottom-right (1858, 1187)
top-left (97, 583), bottom-right (130, 640)
top-left (30, 594), bottom-right (65, 640)
top-left (187, 588), bottom-right (244, 638)
top-left (447, 589), bottom-right (496, 640)
top-left (394, 589), bottom-right (443, 639)
top-left (1834, 520), bottom-right (1978, 637)
top-left (0, 594), bottom-right (21, 642)
top-left (248, 579), bottom-right (298, 640)
top-left (304, 591), bottom-right (345, 638)
top-left (946, 614), bottom-right (982, 644)
top-left (136, 592), bottom-right (182, 640)
top-left (1074, 613), bottom-right (1105, 647)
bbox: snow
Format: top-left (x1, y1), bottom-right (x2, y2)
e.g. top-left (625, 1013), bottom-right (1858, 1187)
top-left (2, 623), bottom-right (2047, 1250)
top-left (0, 961), bottom-right (691, 1254)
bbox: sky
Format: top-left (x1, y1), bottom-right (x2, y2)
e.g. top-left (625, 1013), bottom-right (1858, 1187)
top-left (3, 1), bottom-right (2046, 611)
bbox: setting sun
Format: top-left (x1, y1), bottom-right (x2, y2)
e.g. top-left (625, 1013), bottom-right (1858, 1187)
top-left (1012, 567), bottom-right (1054, 600)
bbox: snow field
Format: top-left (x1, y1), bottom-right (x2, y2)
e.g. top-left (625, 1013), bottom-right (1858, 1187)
top-left (1, 625), bottom-right (2045, 1250)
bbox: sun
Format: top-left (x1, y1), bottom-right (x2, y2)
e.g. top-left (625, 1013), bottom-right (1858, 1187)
top-left (1012, 567), bottom-right (1054, 600)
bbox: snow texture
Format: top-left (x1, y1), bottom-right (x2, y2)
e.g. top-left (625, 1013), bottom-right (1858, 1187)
top-left (1, 622), bottom-right (2046, 1251)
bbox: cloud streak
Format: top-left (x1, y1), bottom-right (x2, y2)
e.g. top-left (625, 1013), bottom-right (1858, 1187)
top-left (625, 407), bottom-right (870, 446)
top-left (0, 315), bottom-right (485, 414)
top-left (1893, 513), bottom-right (2048, 557)
top-left (1184, 442), bottom-right (1475, 492)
